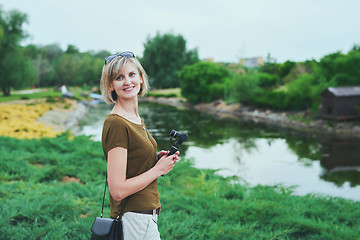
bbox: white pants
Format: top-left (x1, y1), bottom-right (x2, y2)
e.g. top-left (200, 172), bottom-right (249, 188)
top-left (122, 211), bottom-right (161, 240)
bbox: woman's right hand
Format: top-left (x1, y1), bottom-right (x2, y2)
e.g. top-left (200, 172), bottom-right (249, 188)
top-left (155, 151), bottom-right (179, 176)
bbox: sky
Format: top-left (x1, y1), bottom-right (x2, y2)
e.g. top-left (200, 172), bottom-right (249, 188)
top-left (1, 0), bottom-right (359, 63)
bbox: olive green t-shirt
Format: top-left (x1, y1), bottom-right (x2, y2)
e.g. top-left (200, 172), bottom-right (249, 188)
top-left (101, 114), bottom-right (160, 218)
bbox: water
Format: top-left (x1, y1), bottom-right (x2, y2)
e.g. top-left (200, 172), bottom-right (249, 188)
top-left (77, 102), bottom-right (360, 201)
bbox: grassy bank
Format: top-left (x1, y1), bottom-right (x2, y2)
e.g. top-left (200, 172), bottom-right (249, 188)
top-left (0, 89), bottom-right (61, 103)
top-left (0, 87), bottom-right (93, 103)
top-left (1, 134), bottom-right (359, 239)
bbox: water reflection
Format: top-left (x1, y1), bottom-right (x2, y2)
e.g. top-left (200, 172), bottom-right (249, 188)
top-left (77, 102), bottom-right (360, 200)
top-left (321, 141), bottom-right (360, 187)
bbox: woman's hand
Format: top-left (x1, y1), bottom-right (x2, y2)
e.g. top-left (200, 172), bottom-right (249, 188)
top-left (155, 151), bottom-right (180, 176)
top-left (157, 150), bottom-right (169, 160)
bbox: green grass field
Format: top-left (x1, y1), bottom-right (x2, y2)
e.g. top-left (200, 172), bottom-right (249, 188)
top-left (1, 133), bottom-right (359, 239)
top-left (0, 89), bottom-right (61, 103)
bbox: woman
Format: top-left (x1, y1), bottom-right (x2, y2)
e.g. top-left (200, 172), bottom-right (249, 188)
top-left (100, 51), bottom-right (179, 239)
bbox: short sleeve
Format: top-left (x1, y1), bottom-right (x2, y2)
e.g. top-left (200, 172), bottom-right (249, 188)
top-left (102, 115), bottom-right (129, 159)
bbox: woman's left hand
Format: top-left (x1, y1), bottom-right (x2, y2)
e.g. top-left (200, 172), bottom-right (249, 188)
top-left (157, 150), bottom-right (170, 160)
top-left (157, 150), bottom-right (180, 163)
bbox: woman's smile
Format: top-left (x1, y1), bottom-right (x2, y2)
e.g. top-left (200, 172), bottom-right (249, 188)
top-left (123, 86), bottom-right (135, 91)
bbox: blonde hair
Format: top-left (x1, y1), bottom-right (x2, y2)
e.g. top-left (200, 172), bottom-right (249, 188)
top-left (100, 56), bottom-right (149, 104)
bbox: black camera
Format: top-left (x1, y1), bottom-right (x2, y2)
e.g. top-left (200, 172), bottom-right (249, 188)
top-left (168, 130), bottom-right (188, 156)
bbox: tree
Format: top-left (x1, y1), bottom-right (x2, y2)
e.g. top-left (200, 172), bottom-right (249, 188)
top-left (319, 50), bottom-right (360, 86)
top-left (0, 8), bottom-right (37, 96)
top-left (65, 44), bottom-right (79, 54)
top-left (260, 53), bottom-right (280, 76)
top-left (53, 51), bottom-right (104, 87)
top-left (225, 73), bottom-right (261, 104)
top-left (141, 32), bottom-right (199, 89)
top-left (179, 61), bottom-right (231, 103)
top-left (23, 43), bottom-right (65, 87)
top-left (0, 48), bottom-right (37, 95)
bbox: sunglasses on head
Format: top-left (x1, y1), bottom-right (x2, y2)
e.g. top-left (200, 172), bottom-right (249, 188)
top-left (104, 51), bottom-right (135, 64)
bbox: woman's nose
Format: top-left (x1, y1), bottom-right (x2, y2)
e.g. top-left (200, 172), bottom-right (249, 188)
top-left (123, 77), bottom-right (131, 84)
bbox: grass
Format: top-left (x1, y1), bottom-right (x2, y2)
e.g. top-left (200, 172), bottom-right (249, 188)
top-left (147, 88), bottom-right (182, 98)
top-left (0, 87), bottom-right (92, 103)
top-left (1, 134), bottom-right (360, 239)
top-left (0, 89), bottom-right (62, 103)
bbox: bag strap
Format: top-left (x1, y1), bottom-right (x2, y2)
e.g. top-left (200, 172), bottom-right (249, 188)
top-left (100, 172), bottom-right (130, 219)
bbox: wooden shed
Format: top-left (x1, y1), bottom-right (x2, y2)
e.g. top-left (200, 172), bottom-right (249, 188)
top-left (320, 86), bottom-right (360, 120)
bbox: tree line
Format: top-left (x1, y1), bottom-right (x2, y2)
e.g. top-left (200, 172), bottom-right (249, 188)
top-left (1, 7), bottom-right (360, 113)
top-left (0, 8), bottom-right (198, 96)
top-left (180, 46), bottom-right (360, 111)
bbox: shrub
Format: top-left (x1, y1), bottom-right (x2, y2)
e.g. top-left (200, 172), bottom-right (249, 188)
top-left (257, 72), bottom-right (279, 89)
top-left (179, 62), bottom-right (231, 104)
top-left (225, 73), bottom-right (261, 104)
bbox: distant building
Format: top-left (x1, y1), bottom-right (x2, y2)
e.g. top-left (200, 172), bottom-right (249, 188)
top-left (203, 58), bottom-right (215, 62)
top-left (320, 86), bottom-right (360, 120)
top-left (239, 57), bottom-right (264, 68)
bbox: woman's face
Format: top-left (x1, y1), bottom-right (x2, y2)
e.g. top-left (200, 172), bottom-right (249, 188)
top-left (111, 62), bottom-right (142, 101)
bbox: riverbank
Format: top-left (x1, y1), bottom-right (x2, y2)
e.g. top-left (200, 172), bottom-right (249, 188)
top-left (141, 96), bottom-right (360, 140)
top-left (37, 99), bottom-right (88, 131)
top-left (0, 97), bottom-right (89, 137)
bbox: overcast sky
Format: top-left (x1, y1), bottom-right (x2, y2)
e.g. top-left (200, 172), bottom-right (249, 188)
top-left (1, 0), bottom-right (359, 63)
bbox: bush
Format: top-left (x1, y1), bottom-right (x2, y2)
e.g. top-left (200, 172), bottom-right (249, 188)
top-left (225, 73), bottom-right (261, 104)
top-left (180, 62), bottom-right (231, 104)
top-left (319, 50), bottom-right (360, 86)
top-left (257, 72), bottom-right (279, 89)
top-left (253, 90), bottom-right (288, 110)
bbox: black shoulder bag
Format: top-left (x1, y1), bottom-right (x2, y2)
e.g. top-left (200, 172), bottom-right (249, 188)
top-left (90, 174), bottom-right (129, 240)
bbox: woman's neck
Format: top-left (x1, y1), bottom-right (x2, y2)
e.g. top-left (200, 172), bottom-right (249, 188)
top-left (111, 97), bottom-right (141, 123)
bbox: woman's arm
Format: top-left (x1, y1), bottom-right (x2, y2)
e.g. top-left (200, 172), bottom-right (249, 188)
top-left (107, 146), bottom-right (179, 201)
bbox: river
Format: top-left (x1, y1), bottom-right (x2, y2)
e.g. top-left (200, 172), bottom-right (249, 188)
top-left (77, 102), bottom-right (360, 201)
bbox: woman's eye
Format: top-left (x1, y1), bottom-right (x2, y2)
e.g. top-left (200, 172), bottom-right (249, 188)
top-left (129, 72), bottom-right (135, 77)
top-left (116, 76), bottom-right (123, 80)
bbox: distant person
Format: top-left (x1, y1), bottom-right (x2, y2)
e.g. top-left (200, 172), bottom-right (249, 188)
top-left (61, 84), bottom-right (74, 98)
top-left (61, 84), bottom-right (68, 96)
top-left (100, 51), bottom-right (179, 239)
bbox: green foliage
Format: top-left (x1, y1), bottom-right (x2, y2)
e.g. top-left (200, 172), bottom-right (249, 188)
top-left (0, 88), bottom-right (61, 102)
top-left (146, 92), bottom-right (178, 98)
top-left (279, 60), bottom-right (296, 79)
top-left (0, 8), bottom-right (37, 96)
top-left (179, 61), bottom-right (230, 103)
top-left (225, 73), bottom-right (261, 104)
top-left (252, 90), bottom-right (288, 110)
top-left (1, 134), bottom-right (359, 239)
top-left (22, 44), bottom-right (105, 87)
top-left (23, 43), bottom-right (63, 87)
top-left (257, 72), bottom-right (279, 89)
top-left (159, 159), bottom-right (360, 240)
top-left (252, 74), bottom-right (329, 110)
top-left (141, 32), bottom-right (199, 89)
top-left (0, 48), bottom-right (37, 95)
top-left (319, 50), bottom-right (360, 86)
top-left (54, 53), bottom-right (101, 86)
top-left (259, 53), bottom-right (280, 76)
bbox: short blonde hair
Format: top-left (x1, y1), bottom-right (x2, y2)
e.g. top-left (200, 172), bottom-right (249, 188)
top-left (100, 55), bottom-right (149, 104)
